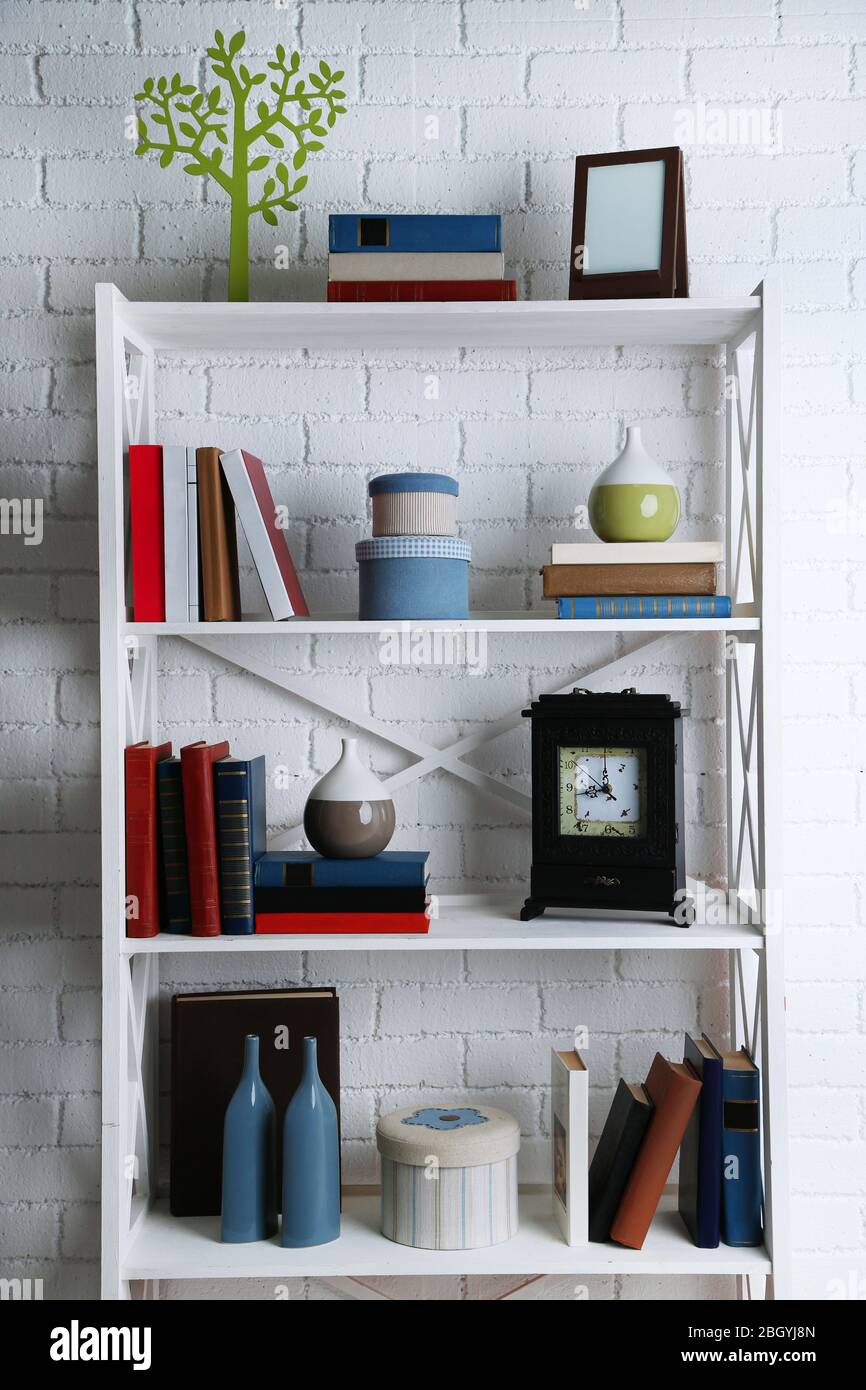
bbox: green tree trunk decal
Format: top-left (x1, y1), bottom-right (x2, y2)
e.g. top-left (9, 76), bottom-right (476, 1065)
top-left (134, 30), bottom-right (347, 301)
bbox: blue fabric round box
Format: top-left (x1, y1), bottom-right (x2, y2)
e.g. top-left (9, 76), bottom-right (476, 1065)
top-left (369, 472), bottom-right (459, 538)
top-left (356, 535), bottom-right (471, 620)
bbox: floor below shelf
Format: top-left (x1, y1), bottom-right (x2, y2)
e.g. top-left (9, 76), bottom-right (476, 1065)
top-left (123, 1189), bottom-right (771, 1280)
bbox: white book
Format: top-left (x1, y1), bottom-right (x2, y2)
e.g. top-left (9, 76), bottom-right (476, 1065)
top-left (219, 448), bottom-right (308, 621)
top-left (162, 445), bottom-right (189, 623)
top-left (328, 251), bottom-right (505, 281)
top-left (551, 1048), bottom-right (588, 1247)
top-left (550, 540), bottom-right (723, 566)
top-left (186, 448), bottom-right (199, 622)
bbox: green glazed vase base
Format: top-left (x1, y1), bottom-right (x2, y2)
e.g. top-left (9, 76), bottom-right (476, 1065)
top-left (588, 482), bottom-right (681, 543)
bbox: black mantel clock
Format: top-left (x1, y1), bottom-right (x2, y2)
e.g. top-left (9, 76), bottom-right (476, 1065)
top-left (520, 688), bottom-right (693, 925)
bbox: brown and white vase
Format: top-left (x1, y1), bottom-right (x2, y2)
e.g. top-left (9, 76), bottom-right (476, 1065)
top-left (303, 737), bottom-right (396, 859)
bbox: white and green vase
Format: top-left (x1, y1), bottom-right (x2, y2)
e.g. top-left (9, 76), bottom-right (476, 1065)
top-left (588, 425), bottom-right (681, 543)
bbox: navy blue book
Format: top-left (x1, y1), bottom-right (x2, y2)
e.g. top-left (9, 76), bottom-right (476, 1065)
top-left (157, 757), bottom-right (191, 933)
top-left (556, 595), bottom-right (733, 620)
top-left (254, 850), bottom-right (429, 889)
top-left (329, 213), bottom-right (501, 253)
top-left (678, 1033), bottom-right (723, 1248)
top-left (214, 756), bottom-right (267, 935)
top-left (721, 1049), bottom-right (763, 1247)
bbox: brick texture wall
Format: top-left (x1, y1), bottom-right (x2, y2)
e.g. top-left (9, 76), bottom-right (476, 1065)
top-left (1, 0), bottom-right (864, 1301)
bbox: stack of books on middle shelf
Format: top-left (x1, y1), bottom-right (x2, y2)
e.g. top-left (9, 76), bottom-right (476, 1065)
top-left (128, 444), bottom-right (308, 624)
top-left (124, 738), bottom-right (431, 938)
top-left (253, 850), bottom-right (431, 934)
top-left (588, 1032), bottom-right (763, 1250)
top-left (543, 541), bottom-right (731, 619)
top-left (326, 213), bottom-right (517, 301)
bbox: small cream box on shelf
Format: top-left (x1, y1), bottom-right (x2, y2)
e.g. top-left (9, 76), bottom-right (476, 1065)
top-left (376, 1104), bottom-right (520, 1251)
top-left (369, 472), bottom-right (459, 537)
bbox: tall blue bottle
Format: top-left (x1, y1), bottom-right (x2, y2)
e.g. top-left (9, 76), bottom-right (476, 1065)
top-left (220, 1034), bottom-right (277, 1243)
top-left (281, 1035), bottom-right (341, 1247)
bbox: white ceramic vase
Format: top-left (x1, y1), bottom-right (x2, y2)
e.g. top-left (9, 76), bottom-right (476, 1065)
top-left (303, 737), bottom-right (396, 859)
top-left (588, 424), bottom-right (681, 542)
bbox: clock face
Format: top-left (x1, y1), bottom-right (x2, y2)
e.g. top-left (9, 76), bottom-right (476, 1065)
top-left (558, 745), bottom-right (647, 838)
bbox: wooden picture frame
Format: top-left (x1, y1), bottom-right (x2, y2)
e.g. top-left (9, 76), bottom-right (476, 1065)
top-left (568, 147), bottom-right (688, 300)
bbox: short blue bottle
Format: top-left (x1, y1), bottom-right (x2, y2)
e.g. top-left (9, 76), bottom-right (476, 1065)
top-left (281, 1035), bottom-right (340, 1248)
top-left (220, 1033), bottom-right (277, 1243)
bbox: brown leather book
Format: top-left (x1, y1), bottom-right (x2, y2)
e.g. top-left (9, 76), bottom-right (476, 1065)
top-left (609, 1053), bottom-right (701, 1249)
top-left (196, 446), bottom-right (241, 620)
top-left (542, 562), bottom-right (716, 598)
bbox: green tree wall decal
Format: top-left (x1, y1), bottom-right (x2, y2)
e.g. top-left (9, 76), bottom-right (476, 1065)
top-left (134, 29), bottom-right (347, 301)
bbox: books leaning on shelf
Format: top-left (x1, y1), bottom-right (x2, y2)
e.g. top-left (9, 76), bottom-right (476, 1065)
top-left (588, 1035), bottom-right (764, 1251)
top-left (128, 443), bottom-right (308, 624)
top-left (326, 213), bottom-right (518, 302)
top-left (253, 850), bottom-right (431, 934)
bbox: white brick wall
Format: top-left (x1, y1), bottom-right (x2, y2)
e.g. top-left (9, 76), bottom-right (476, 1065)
top-left (1, 0), bottom-right (864, 1302)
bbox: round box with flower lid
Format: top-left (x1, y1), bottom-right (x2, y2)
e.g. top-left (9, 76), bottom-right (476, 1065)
top-left (376, 1103), bottom-right (520, 1250)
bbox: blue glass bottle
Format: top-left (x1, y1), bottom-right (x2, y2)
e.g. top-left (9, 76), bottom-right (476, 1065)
top-left (220, 1034), bottom-right (277, 1243)
top-left (281, 1035), bottom-right (340, 1247)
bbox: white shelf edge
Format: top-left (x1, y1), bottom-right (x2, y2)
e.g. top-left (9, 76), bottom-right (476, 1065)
top-left (121, 890), bottom-right (764, 954)
top-left (113, 295), bottom-right (764, 353)
top-left (122, 1190), bottom-right (771, 1281)
top-left (122, 613), bottom-right (760, 637)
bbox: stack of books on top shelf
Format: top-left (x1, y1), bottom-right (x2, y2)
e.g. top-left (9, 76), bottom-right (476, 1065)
top-left (588, 1033), bottom-right (763, 1251)
top-left (543, 541), bottom-right (730, 619)
top-left (129, 445), bottom-right (308, 624)
top-left (327, 213), bottom-right (517, 302)
top-left (253, 850), bottom-right (431, 934)
top-left (125, 739), bottom-right (431, 938)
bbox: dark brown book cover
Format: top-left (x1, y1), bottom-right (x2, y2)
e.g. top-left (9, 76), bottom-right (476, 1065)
top-left (196, 446), bottom-right (241, 621)
top-left (542, 562), bottom-right (716, 598)
top-left (609, 1053), bottom-right (701, 1250)
top-left (170, 987), bottom-right (340, 1216)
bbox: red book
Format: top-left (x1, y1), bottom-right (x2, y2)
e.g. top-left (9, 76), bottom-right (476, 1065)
top-left (220, 449), bottom-right (309, 620)
top-left (255, 911), bottom-right (430, 935)
top-left (129, 444), bottom-right (165, 621)
top-left (181, 740), bottom-right (230, 936)
top-left (125, 740), bottom-right (172, 937)
top-left (327, 280), bottom-right (518, 302)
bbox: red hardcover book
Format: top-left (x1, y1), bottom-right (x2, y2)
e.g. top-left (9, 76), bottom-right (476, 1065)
top-left (129, 444), bottom-right (165, 621)
top-left (181, 739), bottom-right (230, 936)
top-left (255, 911), bottom-right (430, 935)
top-left (327, 280), bottom-right (518, 303)
top-left (220, 449), bottom-right (309, 620)
top-left (125, 740), bottom-right (172, 937)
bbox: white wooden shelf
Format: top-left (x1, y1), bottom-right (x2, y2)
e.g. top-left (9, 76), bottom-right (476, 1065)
top-left (122, 890), bottom-right (764, 954)
top-left (124, 612), bottom-right (759, 637)
top-left (123, 1189), bottom-right (771, 1281)
top-left (117, 296), bottom-right (762, 353)
top-left (97, 279), bottom-right (790, 1299)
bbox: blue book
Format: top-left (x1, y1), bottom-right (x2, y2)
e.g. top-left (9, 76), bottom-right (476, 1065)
top-left (254, 850), bottom-right (429, 889)
top-left (329, 213), bottom-right (501, 253)
top-left (157, 758), bottom-right (191, 933)
top-left (214, 756), bottom-right (267, 936)
top-left (556, 595), bottom-right (732, 620)
top-left (721, 1049), bottom-right (763, 1247)
top-left (678, 1033), bottom-right (723, 1248)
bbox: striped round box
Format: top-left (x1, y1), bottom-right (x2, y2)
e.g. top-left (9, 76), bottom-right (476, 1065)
top-left (369, 472), bottom-right (459, 537)
top-left (376, 1104), bottom-right (520, 1250)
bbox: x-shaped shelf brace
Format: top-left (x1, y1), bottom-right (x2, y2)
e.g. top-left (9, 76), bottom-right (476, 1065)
top-left (186, 631), bottom-right (688, 846)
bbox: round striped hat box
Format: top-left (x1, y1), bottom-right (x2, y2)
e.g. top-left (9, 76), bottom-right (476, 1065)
top-left (376, 1104), bottom-right (520, 1250)
top-left (369, 472), bottom-right (459, 537)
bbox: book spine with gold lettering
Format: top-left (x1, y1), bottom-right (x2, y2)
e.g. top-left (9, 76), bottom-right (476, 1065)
top-left (214, 756), bottom-right (267, 935)
top-left (157, 757), bottom-right (191, 933)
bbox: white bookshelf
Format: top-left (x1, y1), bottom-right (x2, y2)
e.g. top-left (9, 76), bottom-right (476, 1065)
top-left (97, 283), bottom-right (789, 1301)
